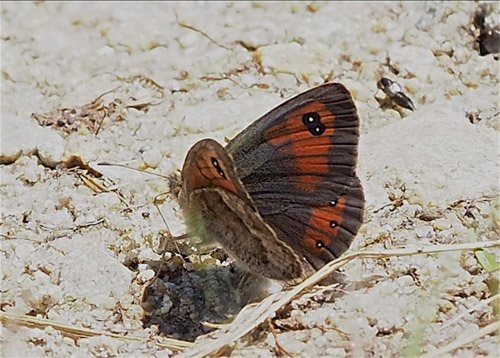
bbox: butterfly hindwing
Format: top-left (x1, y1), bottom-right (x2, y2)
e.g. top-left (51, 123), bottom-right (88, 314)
top-left (227, 83), bottom-right (365, 270)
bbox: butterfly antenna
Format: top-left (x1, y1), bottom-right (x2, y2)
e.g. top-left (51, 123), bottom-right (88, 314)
top-left (98, 162), bottom-right (191, 253)
top-left (141, 196), bottom-right (179, 289)
top-left (97, 162), bottom-right (170, 179)
top-left (99, 161), bottom-right (184, 248)
top-left (153, 193), bottom-right (183, 256)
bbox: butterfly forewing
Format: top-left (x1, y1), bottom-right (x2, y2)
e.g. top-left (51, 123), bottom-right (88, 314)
top-left (227, 83), bottom-right (365, 270)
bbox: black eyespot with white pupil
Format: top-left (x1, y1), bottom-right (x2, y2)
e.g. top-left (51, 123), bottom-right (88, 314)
top-left (302, 112), bottom-right (325, 136)
top-left (329, 201), bottom-right (338, 228)
top-left (316, 240), bottom-right (324, 248)
top-left (211, 157), bottom-right (226, 178)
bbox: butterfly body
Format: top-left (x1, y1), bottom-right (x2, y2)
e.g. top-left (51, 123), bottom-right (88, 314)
top-left (180, 83), bottom-right (364, 281)
top-left (181, 139), bottom-right (307, 280)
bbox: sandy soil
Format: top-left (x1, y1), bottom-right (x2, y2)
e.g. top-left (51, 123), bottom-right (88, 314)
top-left (1, 2), bottom-right (499, 357)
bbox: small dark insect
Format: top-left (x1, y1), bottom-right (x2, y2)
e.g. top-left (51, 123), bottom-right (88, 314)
top-left (473, 4), bottom-right (500, 57)
top-left (378, 78), bottom-right (416, 111)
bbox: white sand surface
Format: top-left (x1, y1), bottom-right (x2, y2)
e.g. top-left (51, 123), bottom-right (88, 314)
top-left (1, 2), bottom-right (498, 357)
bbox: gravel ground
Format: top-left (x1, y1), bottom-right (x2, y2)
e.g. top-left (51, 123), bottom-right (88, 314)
top-left (1, 2), bottom-right (499, 358)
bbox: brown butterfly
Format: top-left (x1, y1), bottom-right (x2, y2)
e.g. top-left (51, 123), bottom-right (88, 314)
top-left (179, 83), bottom-right (364, 281)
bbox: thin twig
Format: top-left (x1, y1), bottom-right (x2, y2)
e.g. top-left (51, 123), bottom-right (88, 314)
top-left (0, 311), bottom-right (193, 351)
top-left (427, 320), bottom-right (500, 357)
top-left (91, 86), bottom-right (121, 135)
top-left (268, 320), bottom-right (294, 358)
top-left (440, 293), bottom-right (500, 330)
top-left (38, 217), bottom-right (106, 233)
top-left (78, 172), bottom-right (128, 206)
top-left (0, 233), bottom-right (42, 243)
top-left (175, 13), bottom-right (231, 51)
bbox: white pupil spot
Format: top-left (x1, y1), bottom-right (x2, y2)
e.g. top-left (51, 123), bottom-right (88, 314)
top-left (330, 221), bottom-right (337, 228)
top-left (308, 116), bottom-right (314, 123)
top-left (315, 127), bottom-right (321, 133)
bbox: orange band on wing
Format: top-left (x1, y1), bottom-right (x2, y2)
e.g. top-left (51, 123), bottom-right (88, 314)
top-left (303, 197), bottom-right (346, 253)
top-left (264, 101), bottom-right (335, 191)
top-left (189, 151), bottom-right (239, 196)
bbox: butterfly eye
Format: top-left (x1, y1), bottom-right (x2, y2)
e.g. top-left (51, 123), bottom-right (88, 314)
top-left (302, 112), bottom-right (325, 136)
top-left (211, 157), bottom-right (226, 178)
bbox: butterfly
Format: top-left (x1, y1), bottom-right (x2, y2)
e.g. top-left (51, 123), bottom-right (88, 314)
top-left (178, 83), bottom-right (365, 281)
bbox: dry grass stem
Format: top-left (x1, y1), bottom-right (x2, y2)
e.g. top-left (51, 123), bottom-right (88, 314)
top-left (440, 293), bottom-right (500, 330)
top-left (428, 320), bottom-right (500, 357)
top-left (178, 240), bottom-right (500, 358)
top-left (0, 311), bottom-right (193, 351)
